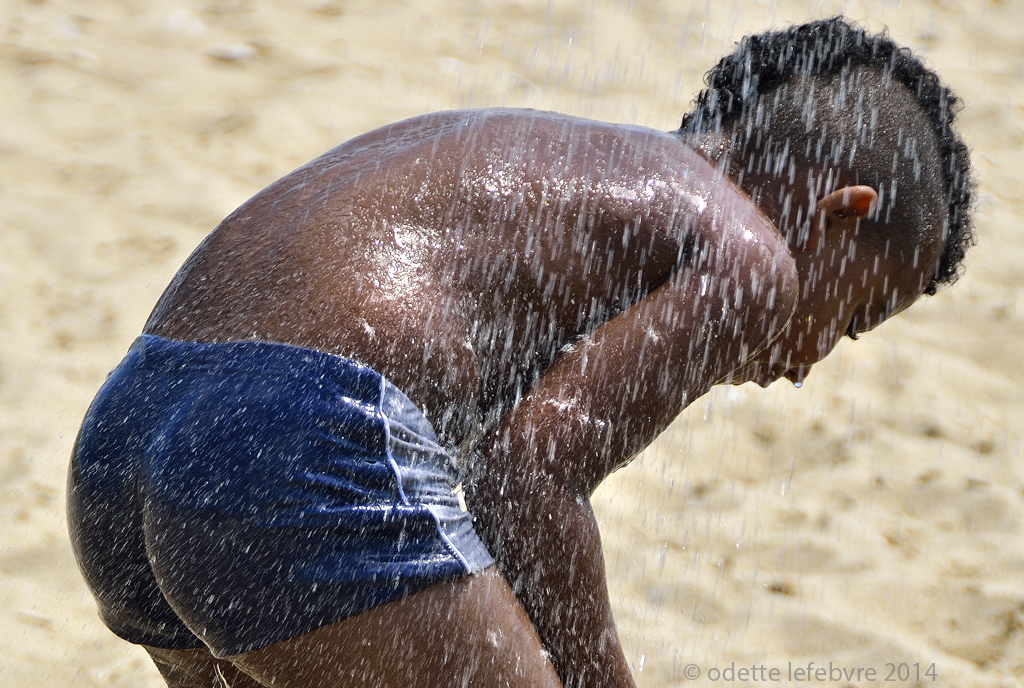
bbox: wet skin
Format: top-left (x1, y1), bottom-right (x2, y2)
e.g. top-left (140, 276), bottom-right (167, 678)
top-left (148, 108), bottom-right (796, 444)
top-left (143, 108), bottom-right (804, 688)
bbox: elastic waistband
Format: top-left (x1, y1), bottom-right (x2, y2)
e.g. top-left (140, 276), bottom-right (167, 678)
top-left (130, 335), bottom-right (384, 407)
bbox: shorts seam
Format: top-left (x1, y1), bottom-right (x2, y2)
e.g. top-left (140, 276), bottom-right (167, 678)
top-left (424, 505), bottom-right (473, 572)
top-left (378, 380), bottom-right (469, 570)
top-left (380, 377), bottom-right (411, 506)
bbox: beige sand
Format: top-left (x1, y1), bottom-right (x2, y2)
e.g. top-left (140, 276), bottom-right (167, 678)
top-left (1, 1), bottom-right (1021, 686)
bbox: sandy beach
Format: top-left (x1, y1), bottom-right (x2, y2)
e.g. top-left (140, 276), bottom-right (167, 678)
top-left (1, 0), bottom-right (1021, 686)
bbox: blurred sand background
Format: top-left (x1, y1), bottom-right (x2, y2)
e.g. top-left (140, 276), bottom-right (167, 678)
top-left (1, 0), bottom-right (1022, 686)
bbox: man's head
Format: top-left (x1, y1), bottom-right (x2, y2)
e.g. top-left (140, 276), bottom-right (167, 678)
top-left (681, 17), bottom-right (974, 384)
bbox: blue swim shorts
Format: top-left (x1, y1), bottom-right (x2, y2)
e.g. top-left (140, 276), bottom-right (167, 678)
top-left (67, 335), bottom-right (494, 657)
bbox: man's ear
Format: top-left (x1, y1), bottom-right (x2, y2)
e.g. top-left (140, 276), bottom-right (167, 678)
top-left (806, 185), bottom-right (878, 252)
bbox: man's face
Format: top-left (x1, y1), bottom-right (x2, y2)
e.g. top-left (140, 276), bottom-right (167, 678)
top-left (730, 168), bottom-right (945, 388)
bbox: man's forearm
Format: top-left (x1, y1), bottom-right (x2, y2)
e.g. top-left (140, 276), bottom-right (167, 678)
top-left (466, 437), bottom-right (637, 688)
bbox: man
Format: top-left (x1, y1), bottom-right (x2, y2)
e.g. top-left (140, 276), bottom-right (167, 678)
top-left (68, 17), bottom-right (972, 688)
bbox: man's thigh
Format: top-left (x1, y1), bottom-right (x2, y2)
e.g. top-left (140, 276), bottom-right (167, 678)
top-left (144, 646), bottom-right (264, 688)
top-left (229, 567), bottom-right (564, 688)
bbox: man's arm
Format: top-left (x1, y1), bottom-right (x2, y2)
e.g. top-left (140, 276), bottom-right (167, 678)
top-left (465, 217), bottom-right (798, 688)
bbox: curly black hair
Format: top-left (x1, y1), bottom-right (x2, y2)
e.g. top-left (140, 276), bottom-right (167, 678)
top-left (680, 16), bottom-right (974, 294)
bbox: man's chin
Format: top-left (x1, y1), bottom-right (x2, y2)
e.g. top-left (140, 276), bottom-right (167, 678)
top-left (722, 361), bottom-right (812, 388)
top-left (721, 361), bottom-right (783, 388)
top-left (782, 365), bottom-right (813, 387)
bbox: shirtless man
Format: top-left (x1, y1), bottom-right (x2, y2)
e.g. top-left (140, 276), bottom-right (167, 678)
top-left (68, 17), bottom-right (973, 688)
